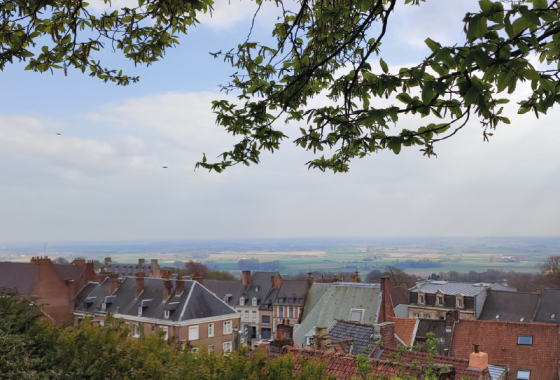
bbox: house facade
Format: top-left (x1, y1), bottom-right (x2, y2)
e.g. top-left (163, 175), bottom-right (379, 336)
top-left (407, 281), bottom-right (515, 320)
top-left (74, 273), bottom-right (240, 353)
top-left (272, 280), bottom-right (308, 337)
top-left (234, 271), bottom-right (281, 344)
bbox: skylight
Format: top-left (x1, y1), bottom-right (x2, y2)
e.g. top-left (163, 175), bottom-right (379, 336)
top-left (552, 314), bottom-right (556, 319)
top-left (516, 369), bottom-right (530, 379)
top-left (517, 335), bottom-right (532, 345)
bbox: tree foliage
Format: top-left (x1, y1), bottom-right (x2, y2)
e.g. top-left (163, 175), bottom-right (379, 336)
top-left (538, 255), bottom-right (560, 288)
top-left (195, 0), bottom-right (560, 172)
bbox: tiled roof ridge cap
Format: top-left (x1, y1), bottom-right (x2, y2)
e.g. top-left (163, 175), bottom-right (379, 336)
top-left (458, 319), bottom-right (558, 327)
top-left (489, 289), bottom-right (537, 294)
top-left (334, 319), bottom-right (377, 328)
top-left (388, 316), bottom-right (417, 321)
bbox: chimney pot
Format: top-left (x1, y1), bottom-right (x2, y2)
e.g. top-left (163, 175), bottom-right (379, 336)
top-left (109, 273), bottom-right (119, 294)
top-left (242, 270), bottom-right (251, 286)
top-left (193, 276), bottom-right (203, 285)
top-left (163, 275), bottom-right (173, 300)
top-left (176, 275), bottom-right (185, 295)
top-left (135, 272), bottom-right (145, 298)
top-left (468, 345), bottom-right (488, 371)
top-left (139, 258), bottom-right (145, 265)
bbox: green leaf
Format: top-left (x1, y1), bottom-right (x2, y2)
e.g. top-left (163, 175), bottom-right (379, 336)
top-left (255, 56), bottom-right (264, 65)
top-left (424, 38), bottom-right (441, 53)
top-left (479, 0), bottom-right (492, 14)
top-left (388, 138), bottom-right (402, 155)
top-left (520, 7), bottom-right (541, 26)
top-left (473, 50), bottom-right (491, 70)
top-left (519, 68), bottom-right (540, 80)
top-left (533, 0), bottom-right (547, 10)
top-left (380, 58), bottom-right (389, 74)
top-left (467, 15), bottom-right (488, 40)
top-left (433, 81), bottom-right (447, 96)
top-left (422, 84), bottom-right (434, 105)
top-left (464, 86), bottom-right (480, 106)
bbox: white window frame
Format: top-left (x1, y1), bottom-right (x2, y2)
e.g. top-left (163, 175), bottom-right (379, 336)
top-left (102, 303), bottom-right (107, 311)
top-left (239, 298), bottom-right (245, 306)
top-left (516, 369), bottom-right (531, 380)
top-left (244, 311), bottom-right (249, 319)
top-left (164, 310), bottom-right (170, 320)
top-left (224, 320), bottom-right (232, 334)
top-left (208, 345), bottom-right (214, 353)
top-left (189, 325), bottom-right (199, 341)
top-left (349, 308), bottom-right (364, 322)
top-left (138, 306), bottom-right (143, 317)
top-left (437, 295), bottom-right (443, 306)
top-left (223, 341), bottom-right (232, 352)
top-left (162, 326), bottom-right (169, 340)
top-left (413, 313), bottom-right (420, 318)
top-left (208, 323), bottom-right (214, 338)
top-left (133, 324), bottom-right (140, 337)
top-left (252, 297), bottom-right (257, 306)
top-left (289, 307), bottom-right (295, 318)
top-left (279, 307), bottom-right (284, 318)
top-left (418, 293), bottom-right (425, 305)
top-left (252, 311), bottom-right (257, 320)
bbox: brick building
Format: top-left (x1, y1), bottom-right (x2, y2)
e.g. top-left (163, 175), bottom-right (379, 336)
top-left (103, 257), bottom-right (161, 278)
top-left (0, 256), bottom-right (98, 324)
top-left (74, 272), bottom-right (240, 353)
top-left (271, 279), bottom-right (307, 336)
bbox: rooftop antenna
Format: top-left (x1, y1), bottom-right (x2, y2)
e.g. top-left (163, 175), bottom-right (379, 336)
top-left (307, 266), bottom-right (313, 278)
top-left (44, 243), bottom-right (46, 257)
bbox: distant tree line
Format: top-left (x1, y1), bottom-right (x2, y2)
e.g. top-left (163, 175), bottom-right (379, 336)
top-left (238, 259), bottom-right (283, 272)
top-left (391, 259), bottom-right (443, 269)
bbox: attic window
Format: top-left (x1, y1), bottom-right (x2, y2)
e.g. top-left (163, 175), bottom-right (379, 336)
top-left (418, 294), bottom-right (425, 305)
top-left (516, 369), bottom-right (531, 379)
top-left (349, 309), bottom-right (363, 322)
top-left (138, 306), bottom-right (143, 316)
top-left (252, 297), bottom-right (257, 306)
top-left (278, 298), bottom-right (284, 303)
top-left (495, 315), bottom-right (500, 319)
top-left (520, 317), bottom-right (525, 322)
top-left (517, 335), bottom-right (533, 346)
top-left (239, 298), bottom-right (245, 306)
top-left (552, 314), bottom-right (556, 319)
top-left (256, 285), bottom-right (260, 292)
top-left (164, 310), bottom-right (170, 319)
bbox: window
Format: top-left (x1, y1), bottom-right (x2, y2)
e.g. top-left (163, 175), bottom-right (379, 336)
top-left (208, 323), bottom-right (214, 337)
top-left (224, 321), bottom-right (232, 334)
top-left (164, 310), bottom-right (170, 319)
top-left (223, 296), bottom-right (229, 303)
top-left (189, 326), bottom-right (199, 340)
top-left (518, 335), bottom-right (533, 345)
top-left (516, 369), bottom-right (530, 379)
top-left (138, 306), bottom-right (143, 316)
top-left (437, 296), bottom-right (443, 306)
top-left (520, 317), bottom-right (525, 322)
top-left (278, 298), bottom-right (284, 303)
top-left (457, 298), bottom-right (463, 308)
top-left (102, 303), bottom-right (107, 311)
top-left (239, 298), bottom-right (245, 306)
top-left (413, 313), bottom-right (420, 318)
top-left (252, 311), bottom-right (257, 320)
top-left (133, 324), bottom-right (140, 337)
top-left (152, 324), bottom-right (157, 333)
top-left (349, 309), bottom-right (363, 322)
top-left (279, 307), bottom-right (284, 317)
top-left (162, 326), bottom-right (169, 340)
top-left (223, 342), bottom-right (232, 352)
top-left (289, 307), bottom-right (294, 318)
top-left (424, 313), bottom-right (431, 319)
top-left (306, 337), bottom-right (313, 346)
top-left (208, 345), bottom-right (214, 353)
top-left (552, 314), bottom-right (556, 319)
top-left (99, 320), bottom-right (104, 327)
top-left (244, 311), bottom-right (249, 319)
top-left (419, 294), bottom-right (425, 304)
top-left (252, 298), bottom-right (257, 306)
top-left (262, 315), bottom-right (270, 324)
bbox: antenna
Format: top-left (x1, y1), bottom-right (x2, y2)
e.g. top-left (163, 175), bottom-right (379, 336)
top-left (44, 243), bottom-right (46, 256)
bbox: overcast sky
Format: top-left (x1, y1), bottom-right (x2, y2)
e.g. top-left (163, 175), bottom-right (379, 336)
top-left (1, 0), bottom-right (559, 242)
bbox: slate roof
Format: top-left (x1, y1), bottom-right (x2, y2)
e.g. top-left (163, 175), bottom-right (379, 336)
top-left (75, 277), bottom-right (237, 322)
top-left (450, 319), bottom-right (560, 380)
top-left (202, 280), bottom-right (246, 307)
top-left (479, 290), bottom-right (540, 322)
top-left (409, 281), bottom-right (490, 296)
top-left (274, 280), bottom-right (307, 306)
top-left (394, 304), bottom-right (408, 318)
top-left (105, 262), bottom-right (153, 277)
top-left (332, 339), bottom-right (354, 354)
top-left (414, 319), bottom-right (453, 355)
top-left (285, 348), bottom-right (423, 380)
top-left (75, 282), bottom-right (99, 307)
top-left (239, 272), bottom-right (278, 307)
top-left (294, 282), bottom-right (381, 348)
top-left (328, 320), bottom-right (378, 355)
top-left (533, 288), bottom-right (560, 323)
top-left (389, 284), bottom-right (408, 307)
top-left (489, 283), bottom-right (518, 292)
top-left (300, 282), bottom-right (331, 321)
top-left (260, 288), bottom-right (278, 311)
top-left (373, 346), bottom-right (487, 380)
top-left (387, 316), bottom-right (418, 346)
top-left (55, 264), bottom-right (86, 281)
top-left (0, 262), bottom-right (39, 295)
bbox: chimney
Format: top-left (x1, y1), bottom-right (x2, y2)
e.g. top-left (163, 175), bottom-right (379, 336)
top-left (176, 274), bottom-right (185, 295)
top-left (333, 274), bottom-right (339, 282)
top-left (163, 272), bottom-right (172, 300)
top-left (139, 258), bottom-right (145, 265)
top-left (72, 258), bottom-right (86, 265)
top-left (99, 272), bottom-right (109, 284)
top-left (193, 276), bottom-right (203, 285)
top-left (350, 274), bottom-right (357, 283)
top-left (273, 274), bottom-right (282, 289)
top-left (68, 279), bottom-right (76, 303)
top-left (242, 270), bottom-right (251, 287)
top-left (445, 310), bottom-right (459, 332)
top-left (150, 259), bottom-right (161, 278)
top-left (369, 278), bottom-right (377, 283)
top-left (378, 276), bottom-right (395, 323)
top-left (109, 273), bottom-right (119, 294)
top-left (468, 344), bottom-right (488, 371)
top-left (104, 257), bottom-right (112, 263)
top-left (135, 272), bottom-right (145, 298)
top-left (340, 274), bottom-right (346, 282)
top-left (373, 322), bottom-right (397, 348)
top-left (312, 326), bottom-right (334, 351)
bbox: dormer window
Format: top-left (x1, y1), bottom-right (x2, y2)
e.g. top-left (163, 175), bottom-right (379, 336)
top-left (252, 297), bottom-right (257, 306)
top-left (138, 306), bottom-right (143, 316)
top-left (437, 296), bottom-right (443, 306)
top-left (552, 314), bottom-right (556, 319)
top-left (239, 298), bottom-right (245, 306)
top-left (164, 310), bottom-right (170, 319)
top-left (256, 285), bottom-right (260, 292)
top-left (418, 293), bottom-right (425, 305)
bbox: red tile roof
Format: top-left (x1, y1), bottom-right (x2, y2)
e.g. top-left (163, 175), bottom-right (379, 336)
top-left (374, 346), bottom-right (481, 380)
top-left (450, 319), bottom-right (560, 380)
top-left (388, 316), bottom-right (418, 346)
top-left (332, 339), bottom-right (354, 354)
top-left (284, 347), bottom-right (423, 379)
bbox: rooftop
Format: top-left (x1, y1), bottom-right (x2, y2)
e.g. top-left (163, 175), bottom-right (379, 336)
top-left (328, 320), bottom-right (379, 355)
top-left (409, 281), bottom-right (499, 296)
top-left (387, 316), bottom-right (418, 346)
top-left (479, 290), bottom-right (540, 322)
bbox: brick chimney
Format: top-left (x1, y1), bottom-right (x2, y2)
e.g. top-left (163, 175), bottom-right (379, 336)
top-left (139, 258), bottom-right (145, 265)
top-left (468, 344), bottom-right (488, 372)
top-left (333, 274), bottom-right (339, 282)
top-left (72, 258), bottom-right (86, 265)
top-left (176, 274), bottom-right (185, 295)
top-left (163, 272), bottom-right (172, 300)
top-left (445, 310), bottom-right (459, 332)
top-left (150, 259), bottom-right (161, 278)
top-left (99, 272), bottom-right (109, 284)
top-left (192, 276), bottom-right (203, 285)
top-left (378, 276), bottom-right (395, 323)
top-left (340, 274), bottom-right (346, 282)
top-left (68, 279), bottom-right (76, 303)
top-left (312, 326), bottom-right (334, 351)
top-left (242, 270), bottom-right (251, 287)
top-left (85, 260), bottom-right (99, 282)
top-left (273, 273), bottom-right (282, 289)
top-left (109, 273), bottom-right (119, 294)
top-left (135, 272), bottom-right (145, 298)
top-left (350, 274), bottom-right (357, 282)
top-left (373, 322), bottom-right (397, 348)
top-left (104, 257), bottom-right (112, 263)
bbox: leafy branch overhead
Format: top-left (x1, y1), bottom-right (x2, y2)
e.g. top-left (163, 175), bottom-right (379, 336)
top-left (196, 0), bottom-right (560, 173)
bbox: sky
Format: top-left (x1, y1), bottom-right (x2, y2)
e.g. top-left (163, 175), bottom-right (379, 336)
top-left (1, 0), bottom-right (559, 242)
